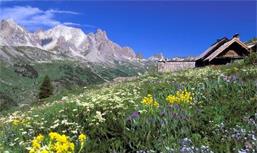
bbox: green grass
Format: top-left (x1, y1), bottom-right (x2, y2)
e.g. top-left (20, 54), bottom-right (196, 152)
top-left (0, 61), bottom-right (257, 152)
top-left (0, 60), bottom-right (152, 111)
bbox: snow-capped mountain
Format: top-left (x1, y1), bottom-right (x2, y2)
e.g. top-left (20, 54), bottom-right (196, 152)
top-left (0, 19), bottom-right (136, 63)
top-left (148, 53), bottom-right (165, 61)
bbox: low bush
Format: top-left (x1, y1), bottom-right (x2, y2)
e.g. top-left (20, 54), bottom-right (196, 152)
top-left (244, 52), bottom-right (257, 65)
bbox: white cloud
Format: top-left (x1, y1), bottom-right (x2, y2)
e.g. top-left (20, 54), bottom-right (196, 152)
top-left (63, 22), bottom-right (81, 27)
top-left (63, 22), bottom-right (97, 29)
top-left (83, 24), bottom-right (97, 29)
top-left (0, 6), bottom-right (81, 31)
top-left (46, 9), bottom-right (80, 15)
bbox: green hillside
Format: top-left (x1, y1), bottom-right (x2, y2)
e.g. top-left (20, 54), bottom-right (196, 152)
top-left (0, 60), bottom-right (155, 111)
top-left (0, 59), bottom-right (257, 152)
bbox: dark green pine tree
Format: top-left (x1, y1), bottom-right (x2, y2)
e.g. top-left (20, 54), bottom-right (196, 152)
top-left (38, 75), bottom-right (54, 99)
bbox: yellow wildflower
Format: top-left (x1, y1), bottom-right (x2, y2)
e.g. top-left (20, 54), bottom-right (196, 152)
top-left (153, 101), bottom-right (159, 108)
top-left (79, 133), bottom-right (87, 143)
top-left (78, 134), bottom-right (87, 153)
top-left (29, 132), bottom-right (85, 153)
top-left (29, 134), bottom-right (44, 153)
top-left (40, 149), bottom-right (49, 153)
top-left (49, 132), bottom-right (59, 140)
top-left (166, 89), bottom-right (193, 105)
top-left (142, 94), bottom-right (159, 108)
top-left (57, 134), bottom-right (68, 143)
top-left (70, 142), bottom-right (75, 151)
top-left (48, 132), bottom-right (74, 153)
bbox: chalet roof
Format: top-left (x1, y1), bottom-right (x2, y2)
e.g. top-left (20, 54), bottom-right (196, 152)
top-left (204, 37), bottom-right (249, 61)
top-left (197, 37), bottom-right (228, 60)
top-left (197, 35), bottom-right (249, 62)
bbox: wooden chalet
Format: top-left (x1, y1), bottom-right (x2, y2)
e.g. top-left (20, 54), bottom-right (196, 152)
top-left (195, 34), bottom-right (250, 67)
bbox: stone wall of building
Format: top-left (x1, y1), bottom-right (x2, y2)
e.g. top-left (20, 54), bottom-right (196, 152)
top-left (157, 61), bottom-right (195, 72)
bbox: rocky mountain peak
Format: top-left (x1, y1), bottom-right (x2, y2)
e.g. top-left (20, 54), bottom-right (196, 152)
top-left (95, 29), bottom-right (108, 41)
top-left (0, 19), bottom-right (137, 63)
top-left (0, 19), bottom-right (36, 46)
top-left (1, 18), bottom-right (26, 32)
top-left (1, 18), bottom-right (17, 27)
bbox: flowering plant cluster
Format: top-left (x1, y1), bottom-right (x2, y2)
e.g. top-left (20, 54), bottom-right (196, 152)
top-left (141, 94), bottom-right (159, 108)
top-left (166, 89), bottom-right (193, 105)
top-left (29, 132), bottom-right (87, 153)
top-left (29, 134), bottom-right (45, 153)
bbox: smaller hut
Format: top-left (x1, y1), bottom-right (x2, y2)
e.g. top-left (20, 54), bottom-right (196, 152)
top-left (195, 34), bottom-right (250, 67)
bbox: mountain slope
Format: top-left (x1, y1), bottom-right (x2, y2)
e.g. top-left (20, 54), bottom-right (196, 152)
top-left (0, 59), bottom-right (155, 110)
top-left (0, 46), bottom-right (62, 64)
top-left (0, 19), bottom-right (136, 63)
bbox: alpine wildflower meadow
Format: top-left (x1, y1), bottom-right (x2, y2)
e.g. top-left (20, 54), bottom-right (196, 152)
top-left (0, 60), bottom-right (257, 152)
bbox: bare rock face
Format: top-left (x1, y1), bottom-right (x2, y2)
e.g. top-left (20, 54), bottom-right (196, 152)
top-left (0, 19), bottom-right (137, 63)
top-left (82, 29), bottom-right (136, 62)
top-left (0, 19), bottom-right (39, 47)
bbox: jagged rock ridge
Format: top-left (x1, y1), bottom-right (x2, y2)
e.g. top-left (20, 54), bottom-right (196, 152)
top-left (0, 19), bottom-right (136, 63)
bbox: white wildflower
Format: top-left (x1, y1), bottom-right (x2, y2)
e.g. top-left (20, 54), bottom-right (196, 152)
top-left (95, 111), bottom-right (106, 123)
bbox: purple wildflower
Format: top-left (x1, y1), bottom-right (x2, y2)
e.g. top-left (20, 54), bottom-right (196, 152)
top-left (127, 111), bottom-right (140, 122)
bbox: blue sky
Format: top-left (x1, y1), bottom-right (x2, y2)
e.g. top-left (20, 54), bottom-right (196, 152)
top-left (1, 1), bottom-right (256, 58)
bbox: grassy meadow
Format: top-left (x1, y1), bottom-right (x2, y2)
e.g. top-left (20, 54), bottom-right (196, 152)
top-left (0, 60), bottom-right (153, 110)
top-left (0, 59), bottom-right (257, 152)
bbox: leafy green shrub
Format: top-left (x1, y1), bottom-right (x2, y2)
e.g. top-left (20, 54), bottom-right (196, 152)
top-left (244, 52), bottom-right (257, 65)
